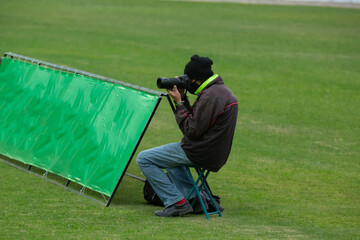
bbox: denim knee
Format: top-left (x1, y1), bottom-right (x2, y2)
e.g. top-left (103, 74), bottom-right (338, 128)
top-left (136, 150), bottom-right (148, 167)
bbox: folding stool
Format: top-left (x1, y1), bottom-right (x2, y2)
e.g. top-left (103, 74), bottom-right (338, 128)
top-left (185, 167), bottom-right (222, 219)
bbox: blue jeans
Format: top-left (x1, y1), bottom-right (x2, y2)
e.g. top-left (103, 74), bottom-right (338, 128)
top-left (136, 142), bottom-right (196, 207)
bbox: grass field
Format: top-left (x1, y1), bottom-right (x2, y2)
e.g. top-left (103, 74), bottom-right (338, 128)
top-left (0, 0), bottom-right (359, 239)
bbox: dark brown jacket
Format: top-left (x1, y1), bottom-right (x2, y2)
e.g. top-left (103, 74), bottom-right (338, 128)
top-left (175, 76), bottom-right (238, 172)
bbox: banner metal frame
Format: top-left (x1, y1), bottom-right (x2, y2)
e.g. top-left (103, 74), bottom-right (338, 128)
top-left (0, 52), bottom-right (172, 207)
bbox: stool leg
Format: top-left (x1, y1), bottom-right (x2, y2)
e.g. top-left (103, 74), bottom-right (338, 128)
top-left (197, 170), bottom-right (222, 217)
top-left (201, 171), bottom-right (222, 217)
top-left (185, 168), bottom-right (210, 219)
top-left (185, 169), bottom-right (196, 208)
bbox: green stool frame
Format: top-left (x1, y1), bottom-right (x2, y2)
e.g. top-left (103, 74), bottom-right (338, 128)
top-left (185, 167), bottom-right (222, 219)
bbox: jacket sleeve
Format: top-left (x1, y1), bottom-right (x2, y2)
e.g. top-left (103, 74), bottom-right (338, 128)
top-left (174, 93), bottom-right (218, 140)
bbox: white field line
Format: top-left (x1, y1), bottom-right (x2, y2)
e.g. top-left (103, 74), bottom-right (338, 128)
top-left (172, 0), bottom-right (360, 8)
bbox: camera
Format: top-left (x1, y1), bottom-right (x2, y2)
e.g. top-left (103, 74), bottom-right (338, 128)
top-left (157, 75), bottom-right (190, 89)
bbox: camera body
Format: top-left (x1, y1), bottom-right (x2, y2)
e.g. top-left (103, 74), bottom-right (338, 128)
top-left (157, 75), bottom-right (191, 89)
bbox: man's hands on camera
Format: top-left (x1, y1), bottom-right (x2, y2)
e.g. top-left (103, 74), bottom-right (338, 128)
top-left (167, 85), bottom-right (183, 104)
top-left (166, 76), bottom-right (185, 104)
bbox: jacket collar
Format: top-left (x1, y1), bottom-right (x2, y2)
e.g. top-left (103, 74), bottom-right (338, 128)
top-left (196, 75), bottom-right (223, 95)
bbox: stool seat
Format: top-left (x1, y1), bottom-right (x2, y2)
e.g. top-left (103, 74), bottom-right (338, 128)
top-left (185, 167), bottom-right (222, 219)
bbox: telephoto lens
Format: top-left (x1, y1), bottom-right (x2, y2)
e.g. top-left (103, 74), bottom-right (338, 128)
top-left (157, 75), bottom-right (190, 89)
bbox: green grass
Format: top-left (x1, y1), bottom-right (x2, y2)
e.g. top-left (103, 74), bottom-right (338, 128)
top-left (0, 0), bottom-right (359, 239)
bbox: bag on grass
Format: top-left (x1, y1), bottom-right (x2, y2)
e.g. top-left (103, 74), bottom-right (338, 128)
top-left (200, 187), bottom-right (224, 212)
top-left (143, 179), bottom-right (164, 206)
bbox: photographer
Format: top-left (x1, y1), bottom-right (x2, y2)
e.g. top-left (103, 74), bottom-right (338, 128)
top-left (137, 54), bottom-right (238, 217)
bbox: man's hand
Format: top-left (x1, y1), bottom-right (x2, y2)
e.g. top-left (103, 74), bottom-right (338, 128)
top-left (178, 88), bottom-right (185, 99)
top-left (166, 85), bottom-right (182, 104)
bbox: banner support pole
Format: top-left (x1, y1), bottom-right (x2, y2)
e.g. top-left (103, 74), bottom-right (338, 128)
top-left (166, 95), bottom-right (176, 113)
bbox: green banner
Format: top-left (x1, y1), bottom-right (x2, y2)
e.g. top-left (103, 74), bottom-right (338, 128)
top-left (0, 57), bottom-right (159, 197)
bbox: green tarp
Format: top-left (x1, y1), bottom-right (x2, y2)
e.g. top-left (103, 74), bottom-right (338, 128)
top-left (0, 56), bottom-right (160, 197)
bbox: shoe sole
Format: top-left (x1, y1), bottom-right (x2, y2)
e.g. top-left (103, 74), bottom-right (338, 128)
top-left (155, 207), bottom-right (193, 217)
top-left (178, 208), bottom-right (193, 217)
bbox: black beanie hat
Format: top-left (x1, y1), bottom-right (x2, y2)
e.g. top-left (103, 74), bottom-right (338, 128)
top-left (184, 54), bottom-right (214, 81)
